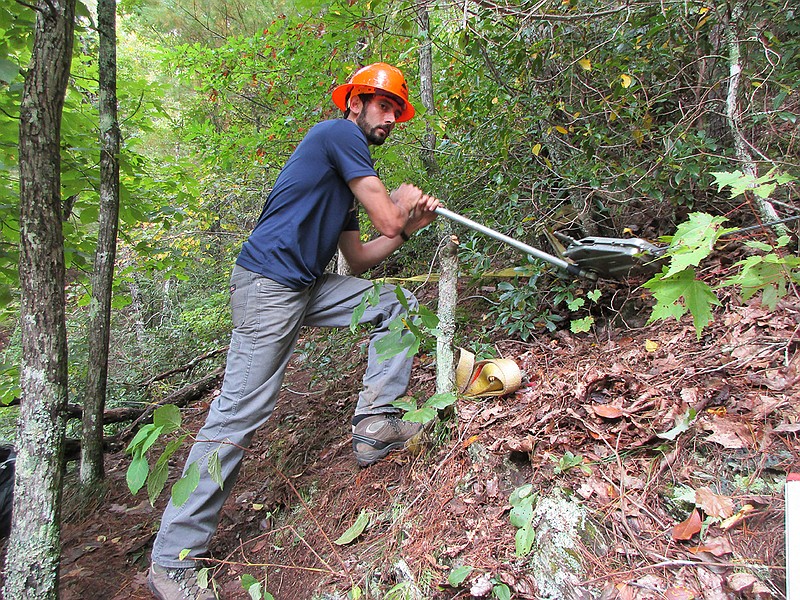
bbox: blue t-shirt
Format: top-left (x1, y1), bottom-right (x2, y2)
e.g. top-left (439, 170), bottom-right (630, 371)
top-left (236, 119), bottom-right (376, 289)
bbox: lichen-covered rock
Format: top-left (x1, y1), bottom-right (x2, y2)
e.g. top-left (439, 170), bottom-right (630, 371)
top-left (527, 491), bottom-right (601, 600)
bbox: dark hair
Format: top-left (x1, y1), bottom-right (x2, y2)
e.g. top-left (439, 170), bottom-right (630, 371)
top-left (342, 91), bottom-right (405, 119)
top-left (342, 91), bottom-right (374, 119)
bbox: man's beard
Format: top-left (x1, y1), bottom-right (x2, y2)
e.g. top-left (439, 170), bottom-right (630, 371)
top-left (356, 112), bottom-right (392, 145)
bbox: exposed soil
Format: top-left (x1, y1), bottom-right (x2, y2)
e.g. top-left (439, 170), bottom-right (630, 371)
top-left (55, 277), bottom-right (798, 599)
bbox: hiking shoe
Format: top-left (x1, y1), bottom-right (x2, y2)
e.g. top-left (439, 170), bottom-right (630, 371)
top-left (147, 563), bottom-right (217, 600)
top-left (352, 414), bottom-right (423, 467)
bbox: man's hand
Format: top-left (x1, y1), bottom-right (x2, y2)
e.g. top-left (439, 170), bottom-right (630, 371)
top-left (389, 183), bottom-right (424, 215)
top-left (395, 185), bottom-right (440, 236)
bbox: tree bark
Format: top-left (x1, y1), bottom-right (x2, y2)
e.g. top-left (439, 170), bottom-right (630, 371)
top-left (415, 0), bottom-right (457, 394)
top-left (81, 0), bottom-right (121, 487)
top-left (4, 0), bottom-right (76, 597)
top-left (724, 0), bottom-right (788, 238)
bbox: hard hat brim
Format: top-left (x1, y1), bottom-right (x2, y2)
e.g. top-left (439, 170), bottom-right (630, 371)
top-left (331, 83), bottom-right (416, 122)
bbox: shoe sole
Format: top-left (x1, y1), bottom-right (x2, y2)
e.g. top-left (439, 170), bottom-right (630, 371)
top-left (147, 577), bottom-right (167, 600)
top-left (354, 429), bottom-right (424, 467)
top-left (354, 440), bottom-right (408, 467)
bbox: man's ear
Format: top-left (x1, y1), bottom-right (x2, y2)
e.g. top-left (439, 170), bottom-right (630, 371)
top-left (348, 94), bottom-right (364, 116)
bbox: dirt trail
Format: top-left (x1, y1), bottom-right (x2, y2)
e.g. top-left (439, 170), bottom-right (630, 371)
top-left (57, 295), bottom-right (796, 599)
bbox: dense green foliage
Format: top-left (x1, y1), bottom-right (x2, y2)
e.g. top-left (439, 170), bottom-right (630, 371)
top-left (0, 0), bottom-right (798, 417)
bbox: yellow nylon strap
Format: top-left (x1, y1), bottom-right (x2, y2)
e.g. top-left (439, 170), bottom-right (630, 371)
top-left (455, 348), bottom-right (522, 398)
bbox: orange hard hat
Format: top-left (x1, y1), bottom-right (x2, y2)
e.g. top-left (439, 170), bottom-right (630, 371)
top-left (332, 62), bottom-right (415, 122)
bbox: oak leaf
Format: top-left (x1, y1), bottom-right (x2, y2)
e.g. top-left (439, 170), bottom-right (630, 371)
top-left (695, 487), bottom-right (734, 519)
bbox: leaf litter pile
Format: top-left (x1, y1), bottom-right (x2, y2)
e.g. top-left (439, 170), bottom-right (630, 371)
top-left (55, 291), bottom-right (797, 599)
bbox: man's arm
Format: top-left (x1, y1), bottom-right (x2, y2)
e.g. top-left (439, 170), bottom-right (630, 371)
top-left (348, 176), bottom-right (423, 238)
top-left (339, 185), bottom-right (440, 275)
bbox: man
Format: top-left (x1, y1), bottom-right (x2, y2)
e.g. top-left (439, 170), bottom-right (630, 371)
top-left (147, 62), bottom-right (440, 600)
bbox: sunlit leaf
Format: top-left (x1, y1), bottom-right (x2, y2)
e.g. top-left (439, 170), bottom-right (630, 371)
top-left (578, 58), bottom-right (592, 71)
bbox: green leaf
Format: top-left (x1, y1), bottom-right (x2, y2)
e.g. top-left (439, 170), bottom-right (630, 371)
top-left (374, 327), bottom-right (417, 361)
top-left (126, 423), bottom-right (158, 454)
top-left (179, 549), bottom-right (191, 561)
top-left (0, 59), bottom-right (19, 84)
top-left (153, 404), bottom-right (182, 434)
top-left (566, 297), bottom-right (585, 310)
top-left (147, 460), bottom-right (169, 506)
top-left (423, 392), bottom-right (457, 410)
top-left (509, 501), bottom-right (534, 529)
top-left (570, 316), bottom-right (594, 333)
top-left (348, 586), bottom-right (363, 600)
top-left (509, 484), bottom-right (534, 505)
top-left (247, 583), bottom-right (262, 600)
top-left (241, 574), bottom-right (262, 600)
top-left (196, 567), bottom-right (210, 589)
top-left (139, 424), bottom-right (165, 455)
top-left (391, 398), bottom-right (417, 412)
top-left (127, 454), bottom-right (149, 495)
top-left (657, 408), bottom-right (697, 440)
top-left (663, 213), bottom-right (732, 278)
top-left (401, 406), bottom-right (437, 424)
top-left (493, 583), bottom-right (511, 600)
top-left (448, 565), bottom-right (474, 586)
top-left (334, 510), bottom-right (370, 545)
top-left (156, 436), bottom-right (188, 468)
top-left (644, 268), bottom-right (719, 338)
top-left (350, 284), bottom-right (379, 331)
top-left (240, 574), bottom-right (258, 591)
top-left (393, 285), bottom-right (411, 311)
top-left (208, 449), bottom-right (224, 490)
top-left (172, 462), bottom-right (200, 507)
top-left (515, 524), bottom-right (536, 556)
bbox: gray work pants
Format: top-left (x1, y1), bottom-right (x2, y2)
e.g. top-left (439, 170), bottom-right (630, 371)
top-left (151, 265), bottom-right (416, 566)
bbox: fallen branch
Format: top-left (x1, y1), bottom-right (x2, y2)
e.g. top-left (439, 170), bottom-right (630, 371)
top-left (64, 404), bottom-right (145, 424)
top-left (138, 347), bottom-right (228, 389)
top-left (122, 367), bottom-right (224, 442)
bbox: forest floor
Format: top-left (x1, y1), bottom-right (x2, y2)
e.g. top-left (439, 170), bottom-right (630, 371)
top-left (55, 274), bottom-right (797, 600)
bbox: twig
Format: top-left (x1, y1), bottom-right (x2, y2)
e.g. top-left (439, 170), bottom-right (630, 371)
top-left (581, 558), bottom-right (786, 585)
top-left (265, 461), bottom-right (354, 587)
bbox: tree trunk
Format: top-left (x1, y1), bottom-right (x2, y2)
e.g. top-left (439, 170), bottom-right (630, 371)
top-left (4, 0), bottom-right (76, 597)
top-left (415, 1), bottom-right (457, 394)
top-left (436, 238), bottom-right (458, 395)
top-left (81, 0), bottom-right (121, 487)
top-left (724, 0), bottom-right (788, 237)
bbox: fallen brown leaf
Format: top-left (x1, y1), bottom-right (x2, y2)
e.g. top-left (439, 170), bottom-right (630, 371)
top-left (593, 404), bottom-right (625, 419)
top-left (672, 508), bottom-right (702, 541)
top-left (689, 535), bottom-right (734, 557)
top-left (701, 417), bottom-right (750, 449)
top-left (664, 586), bottom-right (696, 600)
top-left (695, 486), bottom-right (734, 519)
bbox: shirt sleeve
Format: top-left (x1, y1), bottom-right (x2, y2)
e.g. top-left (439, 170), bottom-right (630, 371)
top-left (326, 121), bottom-right (377, 183)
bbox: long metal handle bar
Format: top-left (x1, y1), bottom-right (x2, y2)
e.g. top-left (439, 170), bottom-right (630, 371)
top-left (434, 206), bottom-right (598, 281)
